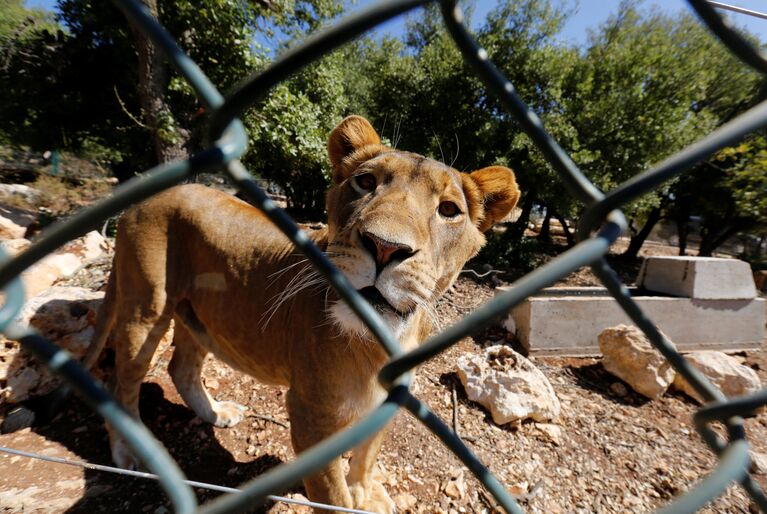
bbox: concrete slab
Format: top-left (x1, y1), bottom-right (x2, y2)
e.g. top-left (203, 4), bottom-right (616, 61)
top-left (637, 256), bottom-right (757, 299)
top-left (498, 286), bottom-right (765, 356)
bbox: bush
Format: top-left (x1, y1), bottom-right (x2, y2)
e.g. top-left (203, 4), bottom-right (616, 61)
top-left (471, 232), bottom-right (553, 275)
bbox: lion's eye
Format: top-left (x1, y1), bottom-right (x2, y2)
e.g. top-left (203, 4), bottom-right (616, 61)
top-left (353, 173), bottom-right (377, 193)
top-left (438, 201), bottom-right (461, 218)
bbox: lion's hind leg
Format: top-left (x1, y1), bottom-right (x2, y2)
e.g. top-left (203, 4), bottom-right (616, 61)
top-left (169, 304), bottom-right (246, 428)
top-left (109, 305), bottom-right (173, 470)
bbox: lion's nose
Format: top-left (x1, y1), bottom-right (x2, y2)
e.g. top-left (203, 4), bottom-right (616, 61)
top-left (360, 231), bottom-right (416, 272)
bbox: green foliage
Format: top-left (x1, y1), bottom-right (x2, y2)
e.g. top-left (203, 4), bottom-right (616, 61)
top-left (718, 138), bottom-right (767, 226)
top-left (0, 0), bottom-right (341, 180)
top-left (559, 4), bottom-right (760, 223)
top-left (241, 42), bottom-right (370, 215)
top-left (1, 0), bottom-right (764, 262)
top-left (671, 136), bottom-right (767, 257)
top-left (472, 232), bottom-right (553, 274)
top-left (0, 0), bottom-right (57, 41)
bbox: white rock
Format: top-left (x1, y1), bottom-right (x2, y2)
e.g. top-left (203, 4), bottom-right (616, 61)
top-left (0, 283), bottom-right (176, 404)
top-left (599, 325), bottom-right (675, 400)
top-left (60, 230), bottom-right (109, 261)
top-left (457, 345), bottom-right (560, 425)
top-left (18, 286), bottom-right (101, 337)
top-left (751, 452), bottom-right (767, 475)
top-left (3, 367), bottom-right (40, 404)
top-left (0, 205), bottom-right (37, 227)
top-left (269, 493), bottom-right (313, 513)
top-left (0, 214), bottom-right (25, 240)
top-left (0, 184), bottom-right (42, 205)
top-left (672, 351), bottom-right (761, 403)
top-left (394, 493), bottom-right (418, 511)
top-left (0, 287), bottom-right (104, 403)
top-left (444, 473), bottom-right (465, 500)
top-left (0, 485), bottom-right (78, 512)
top-left (23, 253), bottom-right (82, 297)
top-left (535, 422), bottom-right (562, 445)
top-left (1, 238), bottom-right (31, 256)
top-left (7, 230), bottom-right (109, 297)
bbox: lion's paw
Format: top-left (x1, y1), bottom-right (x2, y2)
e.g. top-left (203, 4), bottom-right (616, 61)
top-left (212, 401), bottom-right (246, 428)
top-left (111, 437), bottom-right (140, 471)
top-left (350, 481), bottom-right (397, 514)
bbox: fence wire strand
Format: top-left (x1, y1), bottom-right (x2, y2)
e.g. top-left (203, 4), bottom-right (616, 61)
top-left (0, 0), bottom-right (766, 512)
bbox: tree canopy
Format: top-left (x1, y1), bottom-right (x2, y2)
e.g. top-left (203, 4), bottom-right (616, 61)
top-left (1, 0), bottom-right (764, 259)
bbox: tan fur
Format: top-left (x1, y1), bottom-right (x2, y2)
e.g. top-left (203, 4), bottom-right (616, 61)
top-left (87, 116), bottom-right (520, 513)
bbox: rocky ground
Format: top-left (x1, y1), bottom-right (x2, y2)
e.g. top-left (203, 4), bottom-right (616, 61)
top-left (0, 180), bottom-right (765, 513)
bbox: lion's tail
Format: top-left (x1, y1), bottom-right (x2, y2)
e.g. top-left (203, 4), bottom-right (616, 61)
top-left (82, 267), bottom-right (117, 371)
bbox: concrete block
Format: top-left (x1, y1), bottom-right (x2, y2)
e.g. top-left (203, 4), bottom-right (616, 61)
top-left (638, 256), bottom-right (756, 299)
top-left (498, 286), bottom-right (765, 356)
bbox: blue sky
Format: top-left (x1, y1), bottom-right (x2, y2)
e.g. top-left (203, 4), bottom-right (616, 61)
top-left (25, 0), bottom-right (767, 46)
top-left (354, 0), bottom-right (767, 45)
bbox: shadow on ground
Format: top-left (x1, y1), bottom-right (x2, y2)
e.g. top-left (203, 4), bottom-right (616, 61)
top-left (26, 382), bottom-right (288, 513)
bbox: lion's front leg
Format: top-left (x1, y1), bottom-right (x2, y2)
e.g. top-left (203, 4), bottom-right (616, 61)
top-left (348, 429), bottom-right (396, 514)
top-left (287, 389), bottom-right (354, 513)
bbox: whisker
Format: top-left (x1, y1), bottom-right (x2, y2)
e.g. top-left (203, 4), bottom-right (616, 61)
top-left (450, 132), bottom-right (460, 168)
top-left (432, 130), bottom-right (445, 163)
top-left (261, 268), bottom-right (324, 329)
top-left (413, 296), bottom-right (441, 332)
top-left (267, 259), bottom-right (309, 284)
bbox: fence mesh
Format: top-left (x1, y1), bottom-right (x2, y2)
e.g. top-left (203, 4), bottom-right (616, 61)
top-left (1, 0), bottom-right (766, 512)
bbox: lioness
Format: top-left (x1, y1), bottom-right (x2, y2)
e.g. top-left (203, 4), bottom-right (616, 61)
top-left (86, 116), bottom-right (519, 512)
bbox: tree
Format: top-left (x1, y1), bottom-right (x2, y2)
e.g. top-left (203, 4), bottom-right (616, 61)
top-left (0, 0), bottom-right (57, 41)
top-left (671, 136), bottom-right (767, 257)
top-left (129, 0), bottom-right (188, 163)
top-left (1, 0), bottom-right (342, 177)
top-left (558, 3), bottom-right (762, 258)
top-left (0, 1), bottom-right (61, 145)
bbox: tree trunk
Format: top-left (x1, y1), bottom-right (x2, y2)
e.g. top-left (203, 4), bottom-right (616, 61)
top-left (538, 207), bottom-right (551, 241)
top-left (505, 190), bottom-right (535, 241)
top-left (699, 223), bottom-right (746, 257)
top-left (677, 220), bottom-right (689, 256)
top-left (622, 207), bottom-right (662, 259)
top-left (551, 209), bottom-right (576, 247)
top-left (756, 234), bottom-right (767, 261)
top-left (129, 0), bottom-right (188, 164)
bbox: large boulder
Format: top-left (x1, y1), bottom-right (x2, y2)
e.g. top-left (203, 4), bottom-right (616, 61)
top-left (0, 214), bottom-right (26, 240)
top-left (0, 184), bottom-right (42, 207)
top-left (2, 231), bottom-right (110, 297)
top-left (457, 345), bottom-right (560, 424)
top-left (0, 204), bottom-right (37, 228)
top-left (672, 351), bottom-right (761, 403)
top-left (598, 325), bottom-right (675, 400)
top-left (0, 285), bottom-right (173, 404)
top-left (0, 287), bottom-right (104, 403)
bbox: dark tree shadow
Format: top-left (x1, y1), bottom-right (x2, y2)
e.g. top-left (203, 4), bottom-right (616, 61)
top-left (565, 363), bottom-right (650, 407)
top-left (23, 382), bottom-right (292, 514)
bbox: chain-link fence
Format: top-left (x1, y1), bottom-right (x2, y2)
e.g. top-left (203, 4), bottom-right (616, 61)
top-left (1, 0), bottom-right (766, 512)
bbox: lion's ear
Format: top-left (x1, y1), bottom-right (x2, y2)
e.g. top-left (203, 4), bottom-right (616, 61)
top-left (467, 166), bottom-right (520, 232)
top-left (328, 116), bottom-right (381, 178)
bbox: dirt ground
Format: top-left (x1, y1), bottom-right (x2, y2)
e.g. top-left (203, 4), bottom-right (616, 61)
top-left (0, 226), bottom-right (766, 513)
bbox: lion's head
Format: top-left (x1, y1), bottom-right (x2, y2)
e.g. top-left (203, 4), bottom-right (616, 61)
top-left (323, 116), bottom-right (520, 338)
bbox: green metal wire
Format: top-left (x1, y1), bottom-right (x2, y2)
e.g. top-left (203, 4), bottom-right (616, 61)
top-left (0, 0), bottom-right (766, 512)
